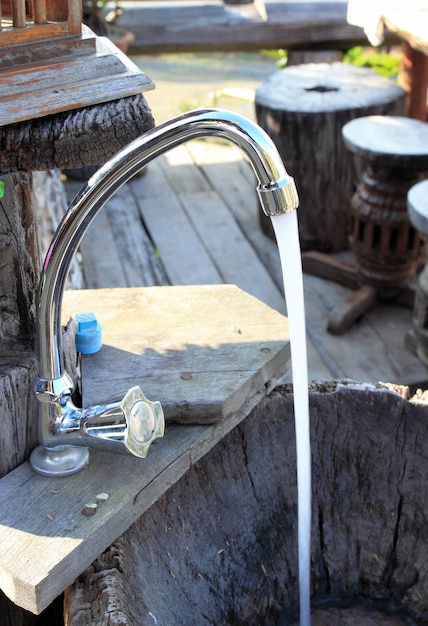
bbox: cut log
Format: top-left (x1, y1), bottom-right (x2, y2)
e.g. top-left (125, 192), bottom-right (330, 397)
top-left (255, 63), bottom-right (406, 251)
top-left (65, 381), bottom-right (428, 625)
top-left (0, 93), bottom-right (154, 173)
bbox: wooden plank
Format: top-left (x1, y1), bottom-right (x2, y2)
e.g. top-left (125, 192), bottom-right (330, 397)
top-left (154, 144), bottom-right (286, 312)
top-left (0, 284), bottom-right (291, 614)
top-left (99, 185), bottom-right (168, 287)
top-left (130, 160), bottom-right (224, 285)
top-left (130, 144), bottom-right (331, 380)
top-left (185, 140), bottom-right (285, 289)
top-left (121, 0), bottom-right (371, 53)
top-left (79, 210), bottom-right (128, 289)
top-left (62, 285), bottom-right (291, 421)
top-left (0, 25), bottom-right (96, 69)
top-left (366, 303), bottom-right (428, 387)
top-left (157, 141), bottom-right (212, 194)
top-left (179, 188), bottom-right (286, 312)
top-left (0, 421), bottom-right (244, 614)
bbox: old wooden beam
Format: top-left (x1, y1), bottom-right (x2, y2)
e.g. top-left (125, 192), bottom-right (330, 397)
top-left (0, 92), bottom-right (154, 173)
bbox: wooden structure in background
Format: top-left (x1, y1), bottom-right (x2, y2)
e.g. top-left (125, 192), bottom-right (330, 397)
top-left (255, 63), bottom-right (406, 252)
top-left (0, 0), bottom-right (81, 45)
top-left (383, 6), bottom-right (428, 121)
top-left (120, 0), bottom-right (385, 54)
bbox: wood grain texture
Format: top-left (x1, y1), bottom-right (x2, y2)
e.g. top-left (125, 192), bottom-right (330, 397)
top-left (61, 285), bottom-right (291, 423)
top-left (0, 172), bottom-right (40, 353)
top-left (64, 139), bottom-right (428, 387)
top-left (65, 382), bottom-right (428, 625)
top-left (0, 93), bottom-right (154, 173)
top-left (0, 36), bottom-right (153, 128)
top-left (121, 0), bottom-right (381, 53)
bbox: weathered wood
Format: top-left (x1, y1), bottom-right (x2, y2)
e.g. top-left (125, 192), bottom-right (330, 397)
top-left (0, 26), bottom-right (96, 69)
top-left (302, 271), bottom-right (424, 385)
top-left (33, 170), bottom-right (84, 290)
top-left (0, 282), bottom-right (290, 614)
top-left (120, 0), bottom-right (386, 53)
top-left (130, 159), bottom-right (225, 286)
top-left (62, 285), bottom-right (291, 423)
top-left (0, 92), bottom-right (154, 173)
top-left (134, 148), bottom-right (285, 311)
top-left (327, 285), bottom-right (377, 335)
top-left (64, 382), bottom-right (428, 625)
top-left (255, 63), bottom-right (406, 251)
top-left (100, 185), bottom-right (169, 288)
top-left (302, 250), bottom-right (360, 290)
top-left (0, 172), bottom-right (41, 353)
top-left (0, 34), bottom-right (153, 127)
top-left (0, 356), bottom-right (38, 479)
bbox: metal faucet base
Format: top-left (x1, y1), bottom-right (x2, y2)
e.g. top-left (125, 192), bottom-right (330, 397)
top-left (30, 444), bottom-right (90, 477)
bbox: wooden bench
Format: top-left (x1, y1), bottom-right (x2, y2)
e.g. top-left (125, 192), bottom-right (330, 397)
top-left (117, 0), bottom-right (388, 54)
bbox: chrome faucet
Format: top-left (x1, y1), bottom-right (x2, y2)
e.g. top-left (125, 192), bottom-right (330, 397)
top-left (30, 109), bottom-right (298, 476)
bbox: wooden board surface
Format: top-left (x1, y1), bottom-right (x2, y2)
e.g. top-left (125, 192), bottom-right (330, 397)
top-left (0, 284), bottom-right (291, 614)
top-left (62, 285), bottom-right (291, 423)
top-left (0, 419), bottom-right (256, 614)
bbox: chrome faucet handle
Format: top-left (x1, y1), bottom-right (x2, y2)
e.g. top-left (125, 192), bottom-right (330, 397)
top-left (30, 385), bottom-right (165, 476)
top-left (122, 386), bottom-right (165, 458)
top-left (81, 386), bottom-right (165, 458)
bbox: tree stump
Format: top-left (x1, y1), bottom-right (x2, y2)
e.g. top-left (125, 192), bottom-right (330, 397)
top-left (65, 381), bottom-right (428, 625)
top-left (255, 63), bottom-right (406, 251)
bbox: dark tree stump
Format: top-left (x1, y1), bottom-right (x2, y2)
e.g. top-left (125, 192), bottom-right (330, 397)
top-left (64, 382), bottom-right (428, 625)
top-left (255, 63), bottom-right (406, 252)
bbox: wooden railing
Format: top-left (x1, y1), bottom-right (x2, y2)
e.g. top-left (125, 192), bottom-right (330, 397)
top-left (0, 0), bottom-right (82, 46)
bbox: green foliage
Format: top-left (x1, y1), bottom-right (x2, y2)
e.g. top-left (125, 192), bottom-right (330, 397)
top-left (343, 46), bottom-right (400, 78)
top-left (261, 49), bottom-right (288, 69)
top-left (261, 46), bottom-right (399, 77)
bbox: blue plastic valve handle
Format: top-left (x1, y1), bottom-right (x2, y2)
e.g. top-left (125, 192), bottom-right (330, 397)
top-left (75, 312), bottom-right (102, 354)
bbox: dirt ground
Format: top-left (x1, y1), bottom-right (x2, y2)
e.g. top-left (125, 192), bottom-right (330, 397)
top-left (131, 51), bottom-right (280, 124)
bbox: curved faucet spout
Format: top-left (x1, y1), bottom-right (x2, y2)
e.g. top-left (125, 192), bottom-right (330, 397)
top-left (32, 108), bottom-right (298, 476)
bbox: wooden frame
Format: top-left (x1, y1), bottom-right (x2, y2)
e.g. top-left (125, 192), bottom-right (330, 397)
top-left (0, 0), bottom-right (82, 47)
